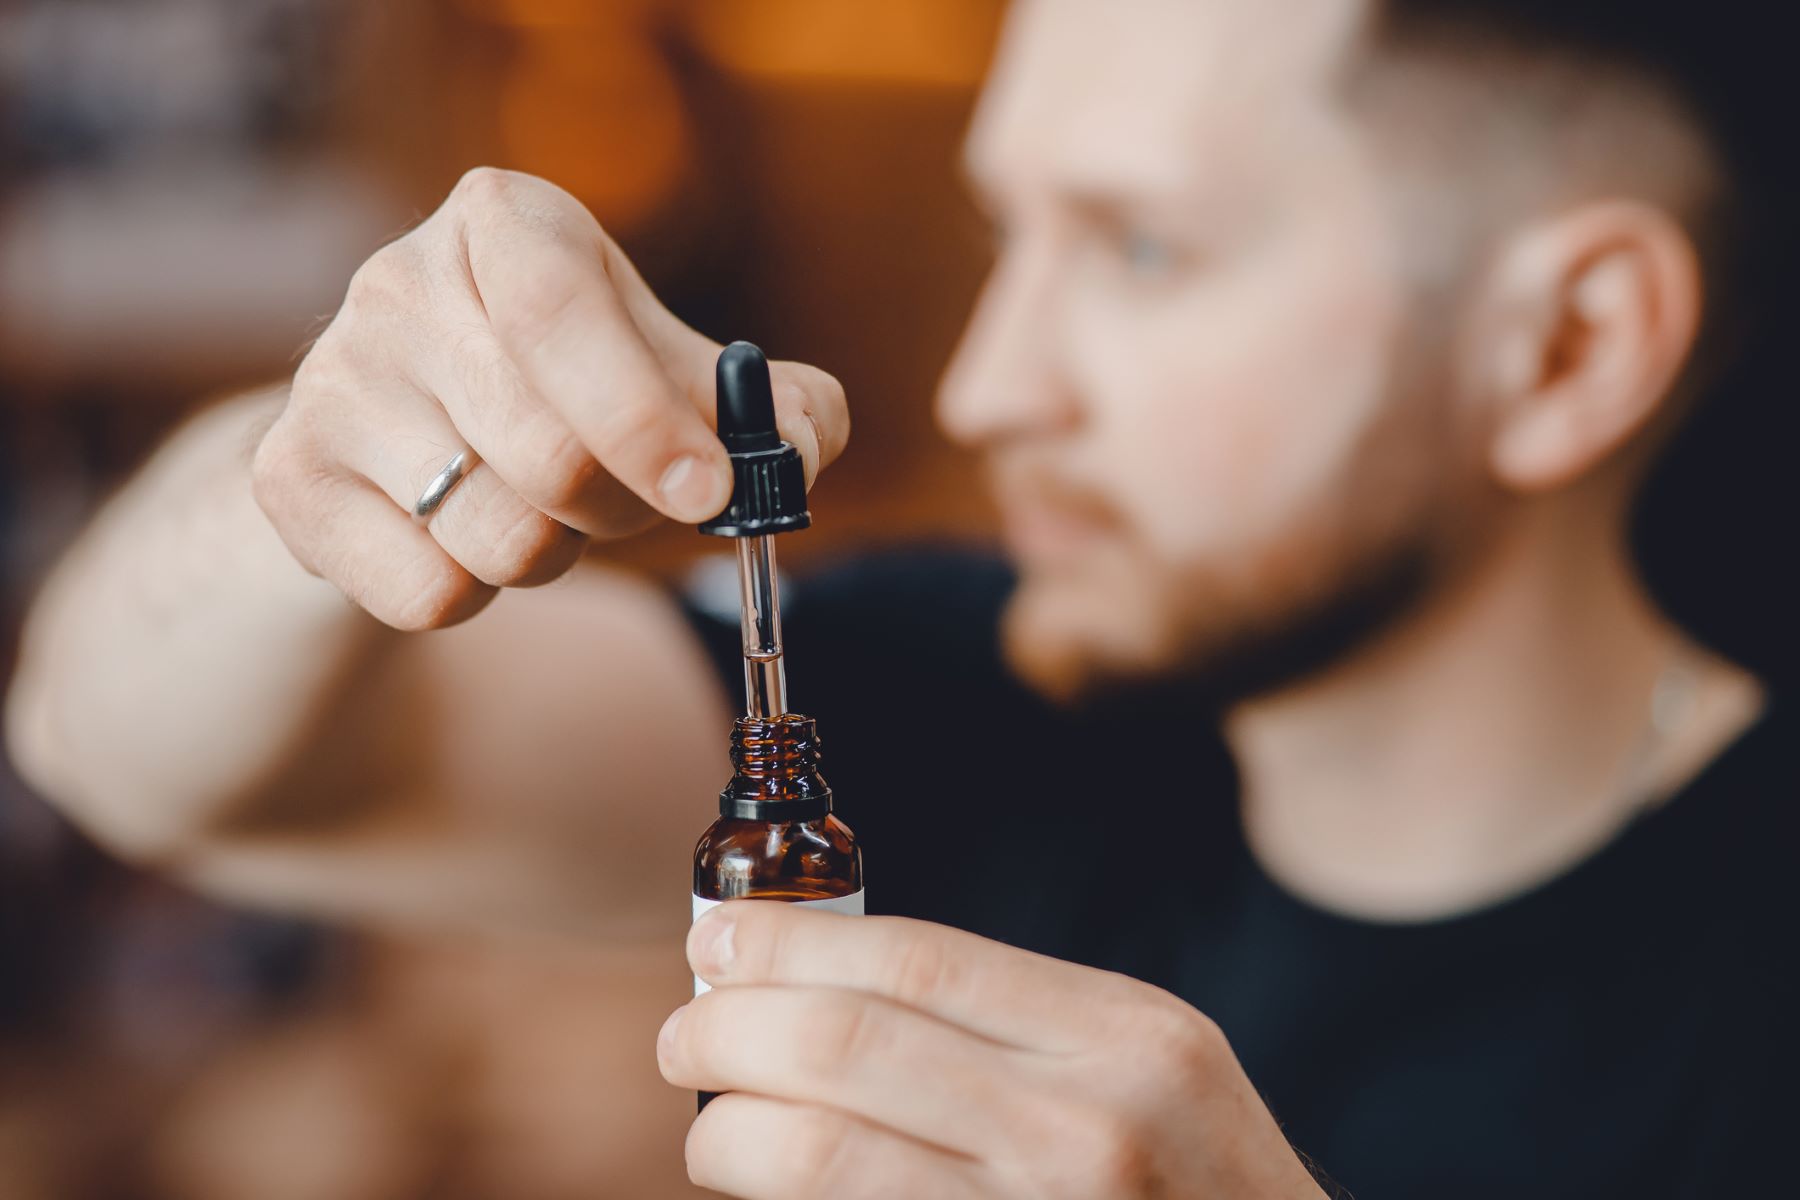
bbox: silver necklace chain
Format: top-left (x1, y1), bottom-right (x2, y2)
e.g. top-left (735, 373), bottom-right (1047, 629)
top-left (1614, 654), bottom-right (1705, 820)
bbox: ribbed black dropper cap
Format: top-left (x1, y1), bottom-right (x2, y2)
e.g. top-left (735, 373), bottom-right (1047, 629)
top-left (699, 341), bottom-right (812, 537)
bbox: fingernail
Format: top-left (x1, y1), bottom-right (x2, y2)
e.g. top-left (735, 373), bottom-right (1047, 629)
top-left (690, 908), bottom-right (737, 977)
top-left (659, 455), bottom-right (724, 520)
top-left (658, 1005), bottom-right (687, 1060)
top-left (801, 409), bottom-right (823, 489)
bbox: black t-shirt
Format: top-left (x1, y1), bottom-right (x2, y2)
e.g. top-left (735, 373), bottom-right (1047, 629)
top-left (675, 545), bottom-right (1796, 1198)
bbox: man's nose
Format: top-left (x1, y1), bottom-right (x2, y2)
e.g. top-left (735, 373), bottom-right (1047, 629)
top-left (936, 245), bottom-right (1079, 448)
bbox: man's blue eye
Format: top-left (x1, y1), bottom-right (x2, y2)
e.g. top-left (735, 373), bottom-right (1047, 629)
top-left (1118, 230), bottom-right (1176, 276)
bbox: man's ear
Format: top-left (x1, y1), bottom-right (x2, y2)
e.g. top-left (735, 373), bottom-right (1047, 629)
top-left (1474, 200), bottom-right (1703, 493)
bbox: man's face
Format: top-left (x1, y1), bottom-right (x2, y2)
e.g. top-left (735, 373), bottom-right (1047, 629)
top-left (939, 0), bottom-right (1487, 705)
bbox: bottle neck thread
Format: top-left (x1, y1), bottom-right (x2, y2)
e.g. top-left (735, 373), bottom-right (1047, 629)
top-left (721, 714), bottom-right (832, 820)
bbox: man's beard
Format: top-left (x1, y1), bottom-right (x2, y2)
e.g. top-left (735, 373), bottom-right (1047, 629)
top-left (1000, 525), bottom-right (1438, 712)
top-left (996, 355), bottom-right (1472, 713)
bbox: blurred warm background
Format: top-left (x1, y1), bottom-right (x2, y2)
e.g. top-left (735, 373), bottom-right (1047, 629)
top-left (0, 2), bottom-right (1004, 1195)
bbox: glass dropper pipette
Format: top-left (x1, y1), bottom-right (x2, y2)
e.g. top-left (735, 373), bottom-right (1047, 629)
top-left (736, 533), bottom-right (787, 717)
top-left (698, 341), bottom-right (813, 717)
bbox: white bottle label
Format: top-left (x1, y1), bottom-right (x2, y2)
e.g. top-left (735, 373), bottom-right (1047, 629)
top-left (690, 889), bottom-right (865, 994)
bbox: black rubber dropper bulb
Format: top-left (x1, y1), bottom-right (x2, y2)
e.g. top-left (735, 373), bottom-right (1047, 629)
top-left (715, 341), bottom-right (781, 453)
top-left (699, 341), bottom-right (811, 537)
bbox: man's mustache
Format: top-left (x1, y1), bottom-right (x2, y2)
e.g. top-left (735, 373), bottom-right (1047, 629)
top-left (985, 458), bottom-right (1127, 533)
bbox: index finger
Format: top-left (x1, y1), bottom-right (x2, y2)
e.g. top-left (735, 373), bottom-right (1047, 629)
top-left (596, 238), bottom-right (851, 489)
top-left (459, 171), bottom-right (733, 523)
top-left (688, 901), bottom-right (1141, 1052)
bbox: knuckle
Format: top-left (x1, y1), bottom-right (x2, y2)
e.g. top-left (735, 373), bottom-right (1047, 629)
top-left (481, 504), bottom-right (569, 586)
top-left (479, 171), bottom-right (598, 251)
top-left (248, 425), bottom-right (354, 591)
top-left (341, 244), bottom-right (426, 327)
top-left (344, 245), bottom-right (400, 305)
top-left (450, 165), bottom-right (521, 213)
top-left (293, 308), bottom-right (396, 406)
top-left (249, 417), bottom-right (322, 523)
top-left (489, 257), bottom-right (589, 351)
top-left (249, 417), bottom-right (295, 500)
top-left (453, 165), bottom-right (597, 248)
top-left (801, 995), bottom-right (884, 1080)
top-left (289, 333), bottom-right (347, 404)
top-left (997, 1088), bottom-right (1072, 1167)
top-left (390, 559), bottom-right (487, 631)
top-left (1099, 995), bottom-right (1226, 1117)
top-left (784, 1110), bottom-right (858, 1199)
top-left (1076, 1112), bottom-right (1157, 1196)
top-left (1017, 1106), bottom-right (1154, 1199)
top-left (888, 932), bottom-right (958, 1007)
top-left (524, 426), bottom-right (604, 511)
top-left (1144, 1001), bottom-right (1226, 1086)
top-left (587, 393), bottom-right (673, 463)
top-left (444, 324), bottom-right (515, 404)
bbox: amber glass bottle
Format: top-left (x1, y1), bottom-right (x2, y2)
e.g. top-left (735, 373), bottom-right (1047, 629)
top-left (692, 713), bottom-right (861, 1111)
top-left (692, 713), bottom-right (862, 937)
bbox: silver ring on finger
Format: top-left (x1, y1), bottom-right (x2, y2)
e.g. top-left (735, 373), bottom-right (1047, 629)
top-left (413, 449), bottom-right (473, 524)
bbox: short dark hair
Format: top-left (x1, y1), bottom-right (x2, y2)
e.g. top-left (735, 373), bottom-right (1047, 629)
top-left (1374, 0), bottom-right (1790, 347)
top-left (1371, 0), bottom-right (1798, 681)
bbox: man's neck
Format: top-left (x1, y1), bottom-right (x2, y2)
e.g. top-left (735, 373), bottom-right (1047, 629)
top-left (1224, 500), bottom-right (1764, 922)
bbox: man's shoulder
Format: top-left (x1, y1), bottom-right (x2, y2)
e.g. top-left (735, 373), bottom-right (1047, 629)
top-left (1684, 696), bottom-right (1800, 958)
top-left (1710, 696), bottom-right (1797, 830)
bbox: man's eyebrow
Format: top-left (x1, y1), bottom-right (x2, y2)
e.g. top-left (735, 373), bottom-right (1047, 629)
top-left (1057, 178), bottom-right (1206, 232)
top-left (1059, 186), bottom-right (1143, 225)
top-left (957, 160), bottom-right (1194, 224)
